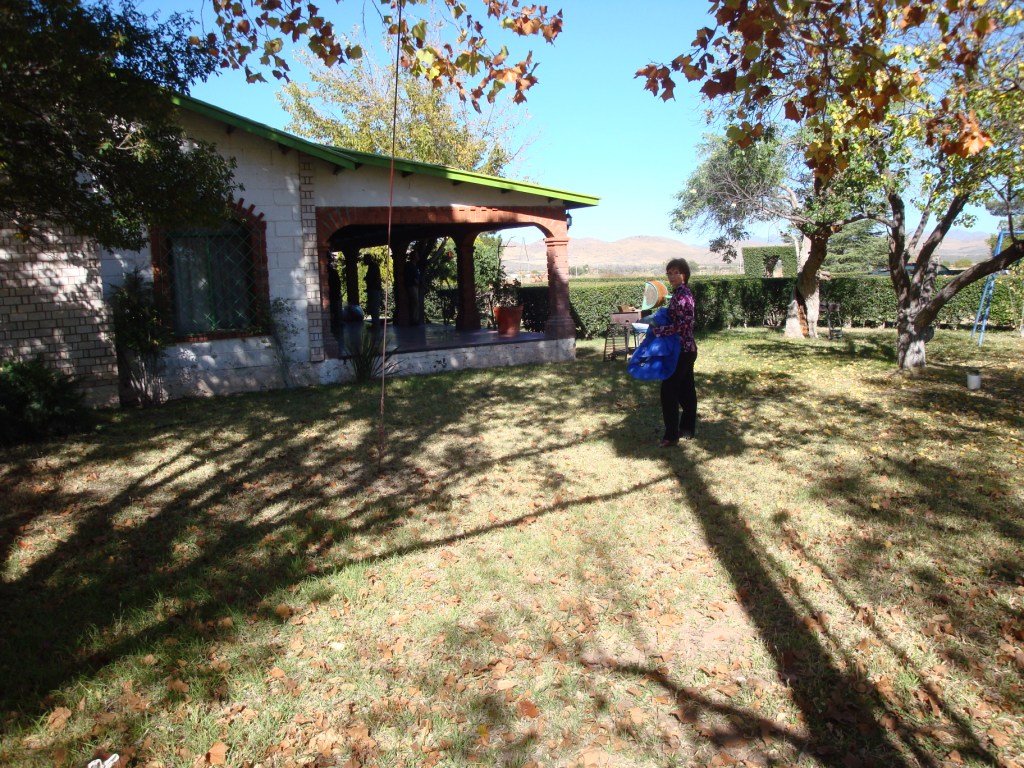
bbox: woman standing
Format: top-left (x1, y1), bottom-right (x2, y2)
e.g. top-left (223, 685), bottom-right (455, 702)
top-left (650, 258), bottom-right (698, 446)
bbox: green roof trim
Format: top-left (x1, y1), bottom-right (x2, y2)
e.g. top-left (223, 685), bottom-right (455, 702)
top-left (171, 93), bottom-right (600, 209)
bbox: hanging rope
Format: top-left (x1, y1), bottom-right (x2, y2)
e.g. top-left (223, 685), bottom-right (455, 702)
top-left (376, 0), bottom-right (404, 471)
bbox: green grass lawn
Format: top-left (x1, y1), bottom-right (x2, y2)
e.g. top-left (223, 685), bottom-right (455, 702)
top-left (1, 328), bottom-right (1022, 768)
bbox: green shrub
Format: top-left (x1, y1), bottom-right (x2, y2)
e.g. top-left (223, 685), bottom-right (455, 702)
top-left (566, 274), bottom-right (1024, 337)
top-left (344, 332), bottom-right (399, 385)
top-left (0, 358), bottom-right (92, 445)
top-left (821, 274), bottom-right (1024, 328)
top-left (743, 245), bottom-right (796, 277)
top-left (111, 270), bottom-right (169, 405)
top-left (432, 273), bottom-right (1024, 340)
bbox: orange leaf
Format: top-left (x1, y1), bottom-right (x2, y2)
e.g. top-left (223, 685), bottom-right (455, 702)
top-left (206, 741), bottom-right (228, 765)
top-left (517, 699), bottom-right (540, 718)
top-left (167, 679), bottom-right (189, 694)
top-left (46, 707), bottom-right (72, 732)
top-left (988, 728), bottom-right (1011, 747)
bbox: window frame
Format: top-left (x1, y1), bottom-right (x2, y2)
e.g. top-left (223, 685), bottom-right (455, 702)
top-left (151, 205), bottom-right (270, 342)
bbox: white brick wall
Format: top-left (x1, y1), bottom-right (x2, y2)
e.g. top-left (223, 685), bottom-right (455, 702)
top-left (0, 227), bottom-right (119, 407)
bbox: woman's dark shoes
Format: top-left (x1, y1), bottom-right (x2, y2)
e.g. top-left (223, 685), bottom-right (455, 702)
top-left (659, 438), bottom-right (679, 448)
top-left (680, 429), bottom-right (695, 440)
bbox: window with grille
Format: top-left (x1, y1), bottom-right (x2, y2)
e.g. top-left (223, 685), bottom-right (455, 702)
top-left (154, 217), bottom-right (268, 338)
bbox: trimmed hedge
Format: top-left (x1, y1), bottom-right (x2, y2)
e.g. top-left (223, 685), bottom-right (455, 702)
top-left (820, 275), bottom-right (1023, 329)
top-left (433, 275), bottom-right (1023, 339)
top-left (570, 274), bottom-right (1023, 339)
top-left (743, 245), bottom-right (798, 277)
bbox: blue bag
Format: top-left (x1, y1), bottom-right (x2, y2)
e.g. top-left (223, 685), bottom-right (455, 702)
top-left (627, 316), bottom-right (680, 381)
top-left (648, 308), bottom-right (670, 326)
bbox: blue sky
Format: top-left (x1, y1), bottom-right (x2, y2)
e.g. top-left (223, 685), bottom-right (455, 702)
top-left (149, 0), bottom-right (999, 246)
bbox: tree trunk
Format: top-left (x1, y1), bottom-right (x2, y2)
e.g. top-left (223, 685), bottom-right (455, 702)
top-left (783, 288), bottom-right (809, 338)
top-left (896, 313), bottom-right (927, 369)
top-left (783, 234), bottom-right (826, 338)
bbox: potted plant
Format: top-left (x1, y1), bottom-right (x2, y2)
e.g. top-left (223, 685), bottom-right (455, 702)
top-left (492, 276), bottom-right (523, 337)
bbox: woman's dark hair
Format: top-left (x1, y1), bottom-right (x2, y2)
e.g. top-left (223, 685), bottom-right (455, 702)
top-left (666, 258), bottom-right (691, 283)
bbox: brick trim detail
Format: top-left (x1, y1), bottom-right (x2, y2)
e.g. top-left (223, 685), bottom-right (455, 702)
top-left (299, 158), bottom-right (324, 362)
top-left (150, 198), bottom-right (270, 342)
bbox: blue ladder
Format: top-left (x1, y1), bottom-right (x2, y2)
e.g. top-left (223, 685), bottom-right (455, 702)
top-left (971, 274), bottom-right (998, 346)
top-left (972, 229), bottom-right (1010, 346)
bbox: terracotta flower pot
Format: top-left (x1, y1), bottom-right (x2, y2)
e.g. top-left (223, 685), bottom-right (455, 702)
top-left (494, 305), bottom-right (523, 337)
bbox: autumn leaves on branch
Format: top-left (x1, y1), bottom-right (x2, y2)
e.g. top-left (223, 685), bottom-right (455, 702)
top-left (636, 0), bottom-right (1017, 179)
top-left (202, 0), bottom-right (562, 108)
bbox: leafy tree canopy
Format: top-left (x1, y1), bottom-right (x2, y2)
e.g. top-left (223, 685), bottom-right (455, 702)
top-left (984, 188), bottom-right (1024, 219)
top-left (278, 44), bottom-right (527, 175)
top-left (639, 0), bottom-right (1020, 181)
top-left (672, 132), bottom-right (879, 263)
top-left (205, 0), bottom-right (562, 108)
top-left (670, 133), bottom-right (788, 260)
top-left (647, 0), bottom-right (1023, 366)
top-left (1, 0), bottom-right (238, 249)
top-left (822, 220), bottom-right (889, 274)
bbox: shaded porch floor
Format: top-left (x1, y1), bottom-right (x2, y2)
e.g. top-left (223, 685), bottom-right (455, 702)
top-left (331, 320), bottom-right (545, 358)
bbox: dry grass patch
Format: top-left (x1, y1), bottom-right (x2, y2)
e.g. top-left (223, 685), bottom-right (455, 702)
top-left (1, 329), bottom-right (1022, 768)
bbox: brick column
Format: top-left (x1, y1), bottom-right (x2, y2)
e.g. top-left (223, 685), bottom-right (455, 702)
top-left (342, 246), bottom-right (361, 310)
top-left (544, 234), bottom-right (574, 339)
top-left (390, 238), bottom-right (412, 326)
top-left (455, 232), bottom-right (480, 331)
top-left (299, 155), bottom-right (324, 362)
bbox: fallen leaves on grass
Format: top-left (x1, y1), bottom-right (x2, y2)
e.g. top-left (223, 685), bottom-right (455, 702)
top-left (204, 741), bottom-right (228, 765)
top-left (46, 706), bottom-right (71, 731)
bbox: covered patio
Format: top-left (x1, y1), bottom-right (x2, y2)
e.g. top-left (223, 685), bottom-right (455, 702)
top-left (314, 165), bottom-right (597, 363)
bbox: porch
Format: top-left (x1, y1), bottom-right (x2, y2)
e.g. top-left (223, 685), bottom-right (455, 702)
top-left (319, 319), bottom-right (573, 382)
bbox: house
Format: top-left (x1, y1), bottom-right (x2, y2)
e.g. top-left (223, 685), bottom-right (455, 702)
top-left (0, 95), bottom-right (598, 406)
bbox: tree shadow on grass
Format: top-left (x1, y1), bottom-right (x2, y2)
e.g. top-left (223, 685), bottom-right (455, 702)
top-left (0, 364), bottom-right (655, 726)
top-left (1, 337), bottom-right (1020, 765)
top-left (602, 356), bottom-right (1017, 766)
top-left (0, 382), bottom-right (468, 714)
top-left (742, 333), bottom-right (899, 365)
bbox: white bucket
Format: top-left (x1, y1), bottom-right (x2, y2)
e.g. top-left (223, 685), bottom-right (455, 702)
top-left (967, 373), bottom-right (982, 390)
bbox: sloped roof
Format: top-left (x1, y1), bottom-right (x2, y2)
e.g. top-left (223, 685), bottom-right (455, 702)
top-left (171, 93), bottom-right (599, 210)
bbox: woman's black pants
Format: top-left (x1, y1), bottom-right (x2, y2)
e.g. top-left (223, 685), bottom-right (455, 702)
top-left (660, 350), bottom-right (697, 440)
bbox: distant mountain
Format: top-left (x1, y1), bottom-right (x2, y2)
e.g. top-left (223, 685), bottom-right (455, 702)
top-left (935, 229), bottom-right (992, 261)
top-left (501, 229), bottom-right (992, 276)
top-left (503, 235), bottom-right (740, 275)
